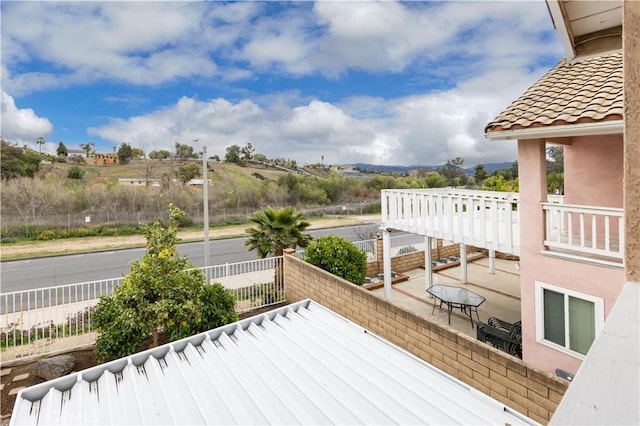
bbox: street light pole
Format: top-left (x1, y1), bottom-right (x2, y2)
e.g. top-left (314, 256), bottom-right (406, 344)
top-left (202, 145), bottom-right (210, 267)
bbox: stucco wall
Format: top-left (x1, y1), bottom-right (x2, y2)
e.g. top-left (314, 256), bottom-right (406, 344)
top-left (518, 138), bottom-right (625, 375)
top-left (284, 251), bottom-right (567, 424)
top-left (563, 134), bottom-right (623, 208)
top-left (624, 0), bottom-right (640, 281)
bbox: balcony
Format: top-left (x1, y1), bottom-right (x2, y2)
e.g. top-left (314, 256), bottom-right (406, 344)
top-left (381, 189), bottom-right (624, 266)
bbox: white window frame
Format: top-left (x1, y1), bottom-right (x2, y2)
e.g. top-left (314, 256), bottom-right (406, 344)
top-left (535, 281), bottom-right (605, 359)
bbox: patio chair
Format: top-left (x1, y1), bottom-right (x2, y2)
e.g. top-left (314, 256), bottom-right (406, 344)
top-left (476, 317), bottom-right (522, 359)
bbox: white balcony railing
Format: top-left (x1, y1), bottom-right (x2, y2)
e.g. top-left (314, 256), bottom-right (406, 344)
top-left (542, 202), bottom-right (624, 264)
top-left (381, 189), bottom-right (520, 255)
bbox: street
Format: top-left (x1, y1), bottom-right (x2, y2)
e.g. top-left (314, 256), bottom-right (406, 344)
top-left (0, 224), bottom-right (379, 293)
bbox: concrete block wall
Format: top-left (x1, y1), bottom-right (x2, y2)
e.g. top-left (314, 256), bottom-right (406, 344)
top-left (284, 251), bottom-right (567, 424)
top-left (366, 238), bottom-right (463, 277)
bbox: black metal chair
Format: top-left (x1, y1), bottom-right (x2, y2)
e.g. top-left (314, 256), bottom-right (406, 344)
top-left (476, 317), bottom-right (522, 359)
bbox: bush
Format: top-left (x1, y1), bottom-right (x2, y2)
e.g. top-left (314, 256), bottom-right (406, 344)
top-left (304, 235), bottom-right (367, 285)
top-left (166, 283), bottom-right (238, 339)
top-left (93, 204), bottom-right (237, 361)
top-left (67, 166), bottom-right (85, 179)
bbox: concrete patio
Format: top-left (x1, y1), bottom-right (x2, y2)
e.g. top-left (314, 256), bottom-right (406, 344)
top-left (369, 256), bottom-right (521, 339)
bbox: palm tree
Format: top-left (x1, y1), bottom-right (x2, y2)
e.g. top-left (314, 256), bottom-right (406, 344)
top-left (245, 207), bottom-right (312, 257)
top-left (36, 137), bottom-right (45, 155)
top-left (245, 207), bottom-right (312, 304)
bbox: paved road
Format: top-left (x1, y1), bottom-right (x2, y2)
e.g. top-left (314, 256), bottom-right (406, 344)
top-left (0, 224), bottom-right (379, 293)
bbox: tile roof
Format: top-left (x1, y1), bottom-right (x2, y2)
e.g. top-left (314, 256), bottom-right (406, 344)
top-left (10, 300), bottom-right (536, 425)
top-left (485, 52), bottom-right (623, 134)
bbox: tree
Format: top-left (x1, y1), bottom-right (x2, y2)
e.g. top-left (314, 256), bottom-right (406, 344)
top-left (438, 157), bottom-right (469, 187)
top-left (131, 147), bottom-right (144, 158)
top-left (245, 207), bottom-right (312, 257)
top-left (176, 162), bottom-right (201, 184)
top-left (149, 149), bottom-right (170, 160)
top-left (56, 142), bottom-right (68, 157)
top-left (36, 137), bottom-right (45, 155)
top-left (474, 164), bottom-right (488, 185)
top-left (225, 144), bottom-right (242, 164)
top-left (94, 204), bottom-right (237, 361)
top-left (241, 142), bottom-right (255, 161)
top-left (0, 139), bottom-right (40, 179)
top-left (547, 146), bottom-right (564, 174)
top-left (304, 235), bottom-right (367, 285)
top-left (117, 143), bottom-right (133, 164)
top-left (79, 142), bottom-right (95, 156)
top-left (174, 142), bottom-right (197, 160)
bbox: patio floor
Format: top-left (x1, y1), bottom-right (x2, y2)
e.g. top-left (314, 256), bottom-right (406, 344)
top-left (369, 256), bottom-right (521, 339)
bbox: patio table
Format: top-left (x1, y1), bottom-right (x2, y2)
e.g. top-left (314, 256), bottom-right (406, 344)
top-left (427, 284), bottom-right (486, 328)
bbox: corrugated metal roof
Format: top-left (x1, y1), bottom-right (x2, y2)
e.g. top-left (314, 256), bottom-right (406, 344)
top-left (484, 52), bottom-right (622, 135)
top-left (10, 300), bottom-right (536, 425)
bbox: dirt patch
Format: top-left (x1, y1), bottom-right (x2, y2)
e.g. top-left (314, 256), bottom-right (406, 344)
top-left (1, 348), bottom-right (97, 417)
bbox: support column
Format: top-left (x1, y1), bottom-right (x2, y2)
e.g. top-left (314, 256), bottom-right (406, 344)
top-left (425, 236), bottom-right (433, 292)
top-left (460, 244), bottom-right (467, 284)
top-left (488, 249), bottom-right (496, 274)
top-left (382, 229), bottom-right (392, 300)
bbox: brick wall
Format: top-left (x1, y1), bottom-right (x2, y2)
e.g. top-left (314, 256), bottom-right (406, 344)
top-left (284, 251), bottom-right (567, 424)
top-left (366, 238), bottom-right (463, 277)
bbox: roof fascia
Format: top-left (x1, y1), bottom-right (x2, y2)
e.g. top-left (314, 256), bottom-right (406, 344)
top-left (485, 120), bottom-right (623, 142)
top-left (547, 0), bottom-right (576, 60)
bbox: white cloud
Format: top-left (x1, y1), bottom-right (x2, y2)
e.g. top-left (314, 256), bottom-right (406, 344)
top-left (1, 91), bottom-right (53, 145)
top-left (2, 1), bottom-right (559, 93)
top-left (87, 59), bottom-right (541, 167)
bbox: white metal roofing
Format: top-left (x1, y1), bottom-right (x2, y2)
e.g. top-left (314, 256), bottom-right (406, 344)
top-left (11, 299), bottom-right (536, 425)
top-left (551, 282), bottom-right (640, 425)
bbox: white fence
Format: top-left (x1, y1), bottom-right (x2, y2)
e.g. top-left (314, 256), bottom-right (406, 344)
top-left (542, 202), bottom-right (624, 264)
top-left (0, 258), bottom-right (283, 361)
top-left (382, 188), bottom-right (520, 255)
top-left (0, 233), bottom-right (434, 361)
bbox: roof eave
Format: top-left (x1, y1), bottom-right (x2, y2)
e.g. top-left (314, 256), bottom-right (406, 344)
top-left (485, 120), bottom-right (623, 142)
top-left (546, 0), bottom-right (576, 60)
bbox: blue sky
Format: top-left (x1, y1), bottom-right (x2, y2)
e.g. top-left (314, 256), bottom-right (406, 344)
top-left (1, 0), bottom-right (563, 167)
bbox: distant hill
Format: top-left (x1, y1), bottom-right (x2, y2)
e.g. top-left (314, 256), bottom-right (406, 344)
top-left (350, 161), bottom-right (515, 176)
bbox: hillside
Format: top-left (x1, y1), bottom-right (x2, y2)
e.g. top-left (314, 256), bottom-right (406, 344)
top-left (39, 159), bottom-right (293, 186)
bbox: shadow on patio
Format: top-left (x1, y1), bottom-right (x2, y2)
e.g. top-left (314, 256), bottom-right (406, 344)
top-left (368, 257), bottom-right (521, 339)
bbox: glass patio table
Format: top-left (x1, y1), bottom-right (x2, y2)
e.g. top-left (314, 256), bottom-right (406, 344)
top-left (427, 284), bottom-right (486, 328)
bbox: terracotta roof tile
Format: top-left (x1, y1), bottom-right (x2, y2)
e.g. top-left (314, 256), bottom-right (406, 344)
top-left (485, 52), bottom-right (623, 134)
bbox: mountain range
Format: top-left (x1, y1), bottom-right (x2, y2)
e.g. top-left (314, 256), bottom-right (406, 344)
top-left (350, 162), bottom-right (515, 175)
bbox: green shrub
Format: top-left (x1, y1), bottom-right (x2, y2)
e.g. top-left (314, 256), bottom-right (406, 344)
top-left (37, 230), bottom-right (58, 241)
top-left (166, 283), bottom-right (238, 339)
top-left (304, 235), bottom-right (367, 285)
top-left (67, 166), bottom-right (85, 179)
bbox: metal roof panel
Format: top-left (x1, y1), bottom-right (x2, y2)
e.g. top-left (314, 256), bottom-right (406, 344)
top-left (10, 300), bottom-right (537, 425)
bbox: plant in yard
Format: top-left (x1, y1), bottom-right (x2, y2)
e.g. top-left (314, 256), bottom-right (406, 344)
top-left (245, 207), bottom-right (312, 303)
top-left (94, 204), bottom-right (236, 361)
top-left (245, 207), bottom-right (312, 257)
top-left (304, 235), bottom-right (367, 285)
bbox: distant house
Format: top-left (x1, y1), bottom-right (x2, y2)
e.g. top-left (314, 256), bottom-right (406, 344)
top-left (118, 178), bottom-right (160, 187)
top-left (67, 149), bottom-right (85, 158)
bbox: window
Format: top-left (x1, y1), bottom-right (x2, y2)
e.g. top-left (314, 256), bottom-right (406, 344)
top-left (535, 282), bottom-right (604, 357)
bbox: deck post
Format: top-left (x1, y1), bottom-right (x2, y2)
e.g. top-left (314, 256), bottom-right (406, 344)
top-left (489, 249), bottom-right (496, 274)
top-left (425, 236), bottom-right (433, 292)
top-left (460, 244), bottom-right (467, 283)
top-left (382, 228), bottom-right (392, 300)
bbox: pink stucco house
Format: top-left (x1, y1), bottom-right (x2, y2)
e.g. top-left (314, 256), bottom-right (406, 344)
top-left (484, 0), bottom-right (624, 375)
top-left (379, 0), bottom-right (629, 377)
